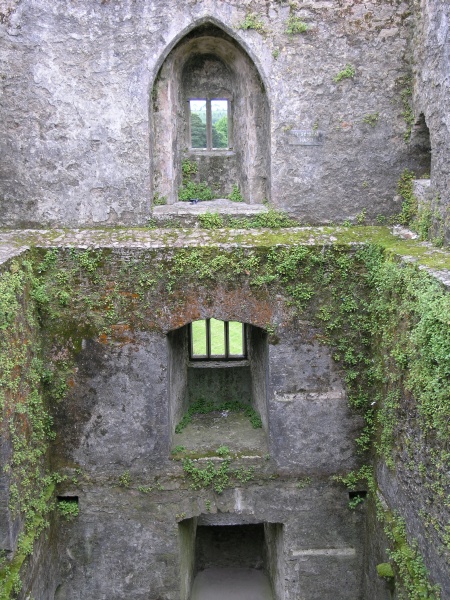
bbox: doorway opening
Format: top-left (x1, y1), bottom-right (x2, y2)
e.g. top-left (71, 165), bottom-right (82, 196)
top-left (179, 519), bottom-right (284, 599)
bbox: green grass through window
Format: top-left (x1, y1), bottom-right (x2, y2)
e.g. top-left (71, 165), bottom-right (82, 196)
top-left (191, 319), bottom-right (244, 358)
top-left (192, 320), bottom-right (207, 355)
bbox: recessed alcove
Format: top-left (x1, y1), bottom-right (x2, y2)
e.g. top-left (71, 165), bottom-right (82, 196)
top-left (168, 320), bottom-right (269, 456)
top-left (410, 113), bottom-right (432, 178)
top-left (151, 22), bottom-right (270, 207)
top-left (179, 516), bottom-right (283, 600)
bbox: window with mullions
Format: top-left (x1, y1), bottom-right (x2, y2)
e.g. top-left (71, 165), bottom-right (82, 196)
top-left (190, 319), bottom-right (246, 360)
top-left (189, 99), bottom-right (230, 150)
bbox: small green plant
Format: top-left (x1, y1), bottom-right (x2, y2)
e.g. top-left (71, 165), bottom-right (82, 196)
top-left (216, 445), bottom-right (231, 457)
top-left (362, 112), bottom-right (379, 127)
top-left (179, 159), bottom-right (215, 201)
top-left (272, 47), bottom-right (280, 59)
top-left (153, 193), bottom-right (167, 206)
top-left (198, 212), bottom-right (225, 229)
top-left (238, 13), bottom-right (266, 34)
top-left (228, 184), bottom-right (244, 203)
top-left (179, 181), bottom-right (214, 202)
top-left (333, 465), bottom-right (373, 490)
top-left (146, 218), bottom-right (158, 229)
top-left (176, 512), bottom-right (187, 521)
top-left (265, 323), bottom-right (277, 337)
top-left (137, 485), bottom-right (153, 493)
top-left (333, 64), bottom-right (356, 83)
top-left (182, 458), bottom-right (232, 493)
top-left (172, 445), bottom-right (186, 455)
top-left (348, 494), bottom-right (365, 509)
top-left (394, 169), bottom-right (417, 226)
top-left (296, 476), bottom-right (312, 489)
top-left (205, 499), bottom-right (212, 512)
top-left (285, 15), bottom-right (309, 35)
top-left (251, 208), bottom-right (297, 228)
top-left (181, 159), bottom-right (198, 180)
top-left (57, 499), bottom-right (79, 521)
top-left (182, 457), bottom-right (255, 493)
top-left (356, 208), bottom-right (367, 224)
top-left (118, 470), bottom-right (131, 488)
top-left (399, 77), bottom-right (414, 141)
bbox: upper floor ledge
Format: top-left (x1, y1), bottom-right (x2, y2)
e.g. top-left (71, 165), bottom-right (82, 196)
top-left (0, 226), bottom-right (450, 286)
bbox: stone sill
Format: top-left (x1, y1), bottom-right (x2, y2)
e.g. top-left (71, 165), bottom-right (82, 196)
top-left (188, 360), bottom-right (250, 369)
top-left (186, 150), bottom-right (235, 157)
top-left (153, 199), bottom-right (268, 216)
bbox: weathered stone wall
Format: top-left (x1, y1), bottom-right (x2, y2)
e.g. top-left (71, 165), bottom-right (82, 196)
top-left (0, 0), bottom-right (421, 226)
top-left (412, 0), bottom-right (450, 243)
top-left (187, 364), bottom-right (253, 405)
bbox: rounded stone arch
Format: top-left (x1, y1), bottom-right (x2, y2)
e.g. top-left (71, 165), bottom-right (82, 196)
top-left (150, 19), bottom-right (271, 207)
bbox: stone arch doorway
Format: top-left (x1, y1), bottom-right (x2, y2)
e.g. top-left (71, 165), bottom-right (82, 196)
top-left (151, 22), bottom-right (271, 206)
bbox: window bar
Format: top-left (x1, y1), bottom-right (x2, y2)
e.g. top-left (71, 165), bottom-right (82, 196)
top-left (206, 318), bottom-right (211, 359)
top-left (224, 321), bottom-right (230, 359)
top-left (206, 98), bottom-right (212, 150)
top-left (227, 100), bottom-right (232, 150)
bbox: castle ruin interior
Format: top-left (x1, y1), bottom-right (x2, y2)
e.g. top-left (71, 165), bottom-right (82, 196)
top-left (0, 1), bottom-right (449, 599)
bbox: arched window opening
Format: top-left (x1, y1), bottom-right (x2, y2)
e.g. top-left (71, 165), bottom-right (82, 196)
top-left (152, 23), bottom-right (270, 206)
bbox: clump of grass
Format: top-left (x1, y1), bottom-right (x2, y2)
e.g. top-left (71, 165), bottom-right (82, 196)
top-left (238, 13), bottom-right (266, 34)
top-left (333, 64), bottom-right (356, 83)
top-left (228, 185), bottom-right (244, 203)
top-left (285, 15), bottom-right (309, 35)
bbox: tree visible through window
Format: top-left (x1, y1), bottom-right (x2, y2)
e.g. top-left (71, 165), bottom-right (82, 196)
top-left (189, 99), bottom-right (229, 150)
top-left (190, 319), bottom-right (245, 359)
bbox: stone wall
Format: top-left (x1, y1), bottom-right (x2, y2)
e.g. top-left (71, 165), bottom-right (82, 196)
top-left (412, 0), bottom-right (450, 243)
top-left (0, 0), bottom-right (422, 226)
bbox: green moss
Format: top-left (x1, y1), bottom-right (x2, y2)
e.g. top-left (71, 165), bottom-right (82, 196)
top-left (377, 563), bottom-right (395, 578)
top-left (0, 484), bottom-right (54, 600)
top-left (0, 258), bottom-right (56, 600)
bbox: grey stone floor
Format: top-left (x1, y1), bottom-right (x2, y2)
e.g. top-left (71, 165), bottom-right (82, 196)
top-left (172, 411), bottom-right (268, 458)
top-left (190, 567), bottom-right (273, 600)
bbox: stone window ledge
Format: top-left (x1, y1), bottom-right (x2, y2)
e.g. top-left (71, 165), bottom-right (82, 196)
top-left (153, 199), bottom-right (268, 216)
top-left (188, 360), bottom-right (250, 368)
